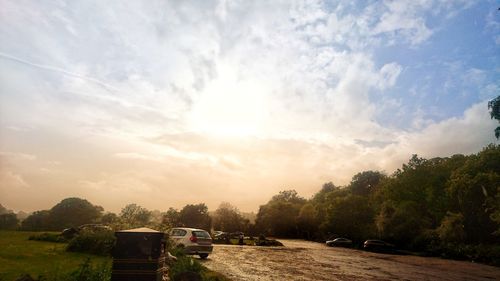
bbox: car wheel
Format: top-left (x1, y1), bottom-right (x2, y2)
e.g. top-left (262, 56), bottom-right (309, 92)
top-left (199, 253), bottom-right (208, 259)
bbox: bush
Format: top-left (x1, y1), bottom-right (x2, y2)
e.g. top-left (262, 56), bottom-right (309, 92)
top-left (66, 231), bottom-right (115, 256)
top-left (169, 256), bottom-right (204, 281)
top-left (256, 238), bottom-right (283, 246)
top-left (168, 255), bottom-right (230, 281)
top-left (28, 233), bottom-right (67, 243)
top-left (438, 243), bottom-right (500, 266)
top-left (65, 259), bottom-right (111, 281)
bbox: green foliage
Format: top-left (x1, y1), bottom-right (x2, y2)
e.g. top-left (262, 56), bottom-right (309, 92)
top-left (99, 213), bottom-right (118, 225)
top-left (437, 212), bottom-right (465, 244)
top-left (349, 171), bottom-right (386, 196)
top-left (13, 259), bottom-right (111, 281)
top-left (212, 202), bottom-right (249, 233)
top-left (438, 243), bottom-right (500, 266)
top-left (252, 145), bottom-right (499, 265)
top-left (21, 211), bottom-right (51, 231)
top-left (49, 198), bottom-right (104, 231)
top-left (0, 213), bottom-right (19, 229)
top-left (169, 256), bottom-right (204, 281)
top-left (29, 233), bottom-right (67, 243)
top-left (255, 238), bottom-right (283, 246)
top-left (162, 207), bottom-right (181, 228)
top-left (178, 203), bottom-right (212, 230)
top-left (66, 230), bottom-right (116, 256)
top-left (296, 203), bottom-right (318, 240)
top-left (118, 203), bottom-right (152, 228)
top-left (488, 95), bottom-right (500, 139)
top-left (0, 231), bottom-right (110, 280)
top-left (323, 195), bottom-right (375, 243)
top-left (20, 198), bottom-right (103, 231)
top-left (255, 190), bottom-right (306, 237)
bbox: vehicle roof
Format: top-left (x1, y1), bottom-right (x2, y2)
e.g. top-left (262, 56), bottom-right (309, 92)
top-left (171, 227), bottom-right (208, 232)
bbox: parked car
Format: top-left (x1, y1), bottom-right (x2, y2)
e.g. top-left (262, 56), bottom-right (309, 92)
top-left (363, 240), bottom-right (395, 252)
top-left (78, 224), bottom-right (112, 232)
top-left (326, 237), bottom-right (352, 248)
top-left (61, 224), bottom-right (111, 239)
top-left (169, 227), bottom-right (213, 259)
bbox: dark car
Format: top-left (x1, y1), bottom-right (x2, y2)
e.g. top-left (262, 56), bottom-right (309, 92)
top-left (326, 238), bottom-right (353, 248)
top-left (363, 240), bottom-right (395, 252)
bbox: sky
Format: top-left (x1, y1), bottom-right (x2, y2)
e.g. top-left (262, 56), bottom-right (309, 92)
top-left (0, 0), bottom-right (499, 213)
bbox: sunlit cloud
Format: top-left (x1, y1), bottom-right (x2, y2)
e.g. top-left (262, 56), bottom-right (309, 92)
top-left (0, 0), bottom-right (498, 212)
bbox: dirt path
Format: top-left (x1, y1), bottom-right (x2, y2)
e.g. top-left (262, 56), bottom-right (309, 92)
top-left (201, 239), bottom-right (500, 281)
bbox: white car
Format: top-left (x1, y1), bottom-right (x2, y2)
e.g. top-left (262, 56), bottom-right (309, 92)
top-left (169, 227), bottom-right (213, 259)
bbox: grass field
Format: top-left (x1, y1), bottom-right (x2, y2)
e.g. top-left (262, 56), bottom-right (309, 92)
top-left (0, 231), bottom-right (110, 280)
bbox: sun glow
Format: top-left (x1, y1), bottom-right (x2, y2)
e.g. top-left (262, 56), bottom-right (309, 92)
top-left (190, 64), bottom-right (269, 137)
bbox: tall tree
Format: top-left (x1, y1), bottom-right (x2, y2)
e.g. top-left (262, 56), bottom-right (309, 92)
top-left (348, 171), bottom-right (386, 196)
top-left (20, 210), bottom-right (51, 230)
top-left (119, 204), bottom-right (152, 228)
top-left (49, 198), bottom-right (103, 230)
top-left (162, 208), bottom-right (181, 228)
top-left (488, 95), bottom-right (500, 139)
top-left (178, 204), bottom-right (211, 230)
top-left (212, 202), bottom-right (249, 233)
top-left (0, 213), bottom-right (18, 230)
top-left (255, 190), bottom-right (306, 237)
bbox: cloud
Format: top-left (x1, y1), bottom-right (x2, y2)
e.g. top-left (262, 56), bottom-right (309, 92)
top-left (0, 1), bottom-right (495, 213)
top-left (0, 170), bottom-right (30, 188)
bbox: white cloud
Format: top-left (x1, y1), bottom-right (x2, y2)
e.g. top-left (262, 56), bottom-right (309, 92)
top-left (0, 0), bottom-right (493, 212)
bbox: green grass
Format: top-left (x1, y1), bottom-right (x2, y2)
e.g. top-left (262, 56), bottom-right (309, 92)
top-left (0, 231), bottom-right (110, 280)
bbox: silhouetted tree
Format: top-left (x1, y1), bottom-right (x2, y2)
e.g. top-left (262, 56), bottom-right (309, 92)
top-left (119, 204), bottom-right (152, 228)
top-left (212, 202), bottom-right (249, 233)
top-left (488, 95), bottom-right (500, 138)
top-left (162, 207), bottom-right (181, 228)
top-left (179, 204), bottom-right (211, 230)
top-left (21, 210), bottom-right (51, 230)
top-left (255, 190), bottom-right (306, 237)
top-left (48, 198), bottom-right (103, 230)
top-left (0, 213), bottom-right (18, 229)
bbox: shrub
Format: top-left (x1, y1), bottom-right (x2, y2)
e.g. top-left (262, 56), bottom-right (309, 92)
top-left (66, 231), bottom-right (115, 256)
top-left (438, 243), bottom-right (500, 266)
top-left (169, 256), bottom-right (204, 281)
top-left (256, 238), bottom-right (283, 246)
top-left (28, 233), bottom-right (67, 243)
top-left (66, 259), bottom-right (111, 281)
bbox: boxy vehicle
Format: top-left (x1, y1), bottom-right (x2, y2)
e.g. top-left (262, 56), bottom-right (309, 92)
top-left (169, 227), bottom-right (213, 259)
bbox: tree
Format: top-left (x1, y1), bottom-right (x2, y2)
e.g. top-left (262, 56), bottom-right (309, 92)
top-left (296, 203), bottom-right (318, 239)
top-left (21, 210), bottom-right (51, 230)
top-left (100, 212), bottom-right (119, 224)
top-left (0, 213), bottom-right (18, 229)
top-left (212, 202), bottom-right (249, 233)
top-left (119, 204), bottom-right (152, 228)
top-left (348, 171), bottom-right (386, 196)
top-left (178, 204), bottom-right (211, 230)
top-left (255, 190), bottom-right (306, 237)
top-left (488, 95), bottom-right (500, 139)
top-left (323, 195), bottom-right (375, 242)
top-left (0, 204), bottom-right (11, 215)
top-left (375, 200), bottom-right (429, 246)
top-left (437, 212), bottom-right (465, 244)
top-left (49, 198), bottom-right (104, 230)
top-left (162, 208), bottom-right (181, 228)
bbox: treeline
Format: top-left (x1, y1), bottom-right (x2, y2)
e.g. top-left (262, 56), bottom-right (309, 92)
top-left (254, 144), bottom-right (500, 264)
top-left (1, 144), bottom-right (498, 262)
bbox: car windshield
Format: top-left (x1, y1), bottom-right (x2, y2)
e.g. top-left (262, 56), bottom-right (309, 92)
top-left (193, 231), bottom-right (210, 238)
